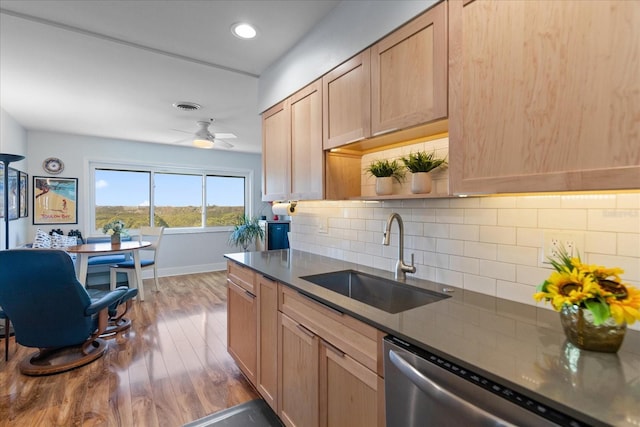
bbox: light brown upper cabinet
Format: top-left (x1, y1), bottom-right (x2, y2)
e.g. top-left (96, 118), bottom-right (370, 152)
top-left (448, 0), bottom-right (640, 194)
top-left (371, 1), bottom-right (447, 137)
top-left (322, 51), bottom-right (371, 150)
top-left (290, 80), bottom-right (324, 200)
top-left (262, 100), bottom-right (290, 201)
top-left (262, 79), bottom-right (323, 201)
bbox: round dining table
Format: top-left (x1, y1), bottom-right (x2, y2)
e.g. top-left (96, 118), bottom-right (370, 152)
top-left (66, 241), bottom-right (151, 301)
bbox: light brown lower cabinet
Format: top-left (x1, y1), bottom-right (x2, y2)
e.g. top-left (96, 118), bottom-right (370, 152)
top-left (320, 341), bottom-right (380, 427)
top-left (257, 275), bottom-right (279, 411)
top-left (278, 312), bottom-right (320, 427)
top-left (227, 262), bottom-right (384, 426)
top-left (227, 279), bottom-right (257, 385)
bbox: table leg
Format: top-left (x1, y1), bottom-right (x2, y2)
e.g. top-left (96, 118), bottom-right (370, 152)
top-left (132, 250), bottom-right (145, 301)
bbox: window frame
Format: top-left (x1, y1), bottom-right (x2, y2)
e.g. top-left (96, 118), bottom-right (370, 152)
top-left (89, 160), bottom-right (254, 236)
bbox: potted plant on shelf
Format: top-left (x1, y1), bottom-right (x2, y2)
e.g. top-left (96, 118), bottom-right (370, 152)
top-left (400, 151), bottom-right (448, 194)
top-left (364, 159), bottom-right (406, 196)
top-left (228, 215), bottom-right (265, 252)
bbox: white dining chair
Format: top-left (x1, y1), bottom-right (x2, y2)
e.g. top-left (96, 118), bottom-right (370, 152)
top-left (109, 226), bottom-right (164, 297)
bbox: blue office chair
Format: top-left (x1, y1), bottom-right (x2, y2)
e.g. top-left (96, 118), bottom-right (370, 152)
top-left (0, 249), bottom-right (128, 376)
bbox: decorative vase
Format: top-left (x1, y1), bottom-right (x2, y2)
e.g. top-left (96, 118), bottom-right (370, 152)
top-left (375, 177), bottom-right (393, 196)
top-left (411, 172), bottom-right (432, 194)
top-left (111, 233), bottom-right (121, 245)
top-left (559, 305), bottom-right (626, 353)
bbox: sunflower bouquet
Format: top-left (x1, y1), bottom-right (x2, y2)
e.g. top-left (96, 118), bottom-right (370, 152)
top-left (534, 248), bottom-right (640, 326)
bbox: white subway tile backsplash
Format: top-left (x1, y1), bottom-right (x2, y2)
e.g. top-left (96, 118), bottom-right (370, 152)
top-left (450, 255), bottom-right (480, 275)
top-left (464, 209), bottom-right (497, 226)
top-left (479, 260), bottom-right (516, 281)
top-left (436, 238), bottom-right (464, 256)
top-left (436, 208), bottom-right (464, 224)
top-left (480, 226), bottom-right (516, 245)
top-left (497, 281), bottom-right (537, 307)
top-left (424, 223), bottom-right (450, 238)
top-left (464, 241), bottom-right (497, 260)
top-left (497, 245), bottom-right (538, 267)
top-left (498, 209), bottom-right (538, 228)
top-left (292, 192), bottom-right (639, 312)
top-left (450, 224), bottom-right (480, 241)
top-left (463, 274), bottom-right (496, 295)
top-left (617, 193), bottom-right (640, 209)
top-left (618, 233), bottom-right (640, 258)
top-left (584, 231), bottom-right (617, 255)
top-left (588, 209), bottom-right (640, 233)
top-left (539, 209), bottom-right (588, 230)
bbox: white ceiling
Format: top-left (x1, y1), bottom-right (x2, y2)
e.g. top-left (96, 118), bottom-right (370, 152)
top-left (0, 0), bottom-right (340, 153)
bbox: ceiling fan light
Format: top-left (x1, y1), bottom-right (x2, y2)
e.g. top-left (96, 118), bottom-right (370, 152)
top-left (193, 138), bottom-right (214, 149)
top-left (232, 23), bottom-right (257, 39)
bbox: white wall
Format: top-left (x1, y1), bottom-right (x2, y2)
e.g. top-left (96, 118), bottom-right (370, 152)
top-left (26, 130), bottom-right (267, 274)
top-left (258, 0), bottom-right (436, 112)
top-left (0, 108), bottom-right (28, 249)
top-left (290, 193), bottom-right (640, 331)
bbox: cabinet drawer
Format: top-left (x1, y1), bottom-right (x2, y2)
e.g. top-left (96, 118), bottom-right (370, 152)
top-left (279, 285), bottom-right (379, 374)
top-left (227, 261), bottom-right (256, 294)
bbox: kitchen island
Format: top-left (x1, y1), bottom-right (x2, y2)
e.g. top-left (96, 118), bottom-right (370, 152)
top-left (226, 249), bottom-right (639, 427)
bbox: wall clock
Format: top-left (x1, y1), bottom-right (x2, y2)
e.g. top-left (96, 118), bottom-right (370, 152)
top-left (43, 157), bottom-right (64, 174)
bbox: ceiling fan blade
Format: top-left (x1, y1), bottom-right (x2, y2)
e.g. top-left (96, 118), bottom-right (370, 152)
top-left (213, 132), bottom-right (237, 139)
top-left (170, 128), bottom-right (193, 135)
top-left (214, 139), bottom-right (234, 148)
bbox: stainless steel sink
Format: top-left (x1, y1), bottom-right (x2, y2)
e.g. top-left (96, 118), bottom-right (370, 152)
top-left (300, 270), bottom-right (449, 314)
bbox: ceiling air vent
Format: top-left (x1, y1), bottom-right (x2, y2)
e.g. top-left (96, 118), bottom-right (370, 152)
top-left (173, 102), bottom-right (201, 111)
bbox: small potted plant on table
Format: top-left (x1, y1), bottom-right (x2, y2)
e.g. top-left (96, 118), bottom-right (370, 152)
top-left (401, 151), bottom-right (447, 194)
top-left (365, 159), bottom-right (406, 196)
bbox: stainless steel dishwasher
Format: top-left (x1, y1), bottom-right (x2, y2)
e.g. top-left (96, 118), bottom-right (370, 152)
top-left (383, 336), bottom-right (593, 427)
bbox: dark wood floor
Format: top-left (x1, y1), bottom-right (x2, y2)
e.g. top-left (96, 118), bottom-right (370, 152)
top-left (0, 272), bottom-right (258, 427)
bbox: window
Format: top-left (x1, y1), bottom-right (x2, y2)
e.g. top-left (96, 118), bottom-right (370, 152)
top-left (92, 164), bottom-right (249, 232)
top-left (95, 169), bottom-right (150, 230)
top-left (206, 175), bottom-right (245, 226)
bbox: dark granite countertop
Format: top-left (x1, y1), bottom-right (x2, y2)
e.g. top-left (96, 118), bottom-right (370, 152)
top-left (225, 249), bottom-right (640, 427)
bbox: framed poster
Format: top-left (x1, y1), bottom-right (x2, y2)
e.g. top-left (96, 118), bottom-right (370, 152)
top-left (0, 163), bottom-right (3, 218)
top-left (8, 168), bottom-right (18, 220)
top-left (33, 176), bottom-right (78, 224)
top-left (19, 171), bottom-right (28, 218)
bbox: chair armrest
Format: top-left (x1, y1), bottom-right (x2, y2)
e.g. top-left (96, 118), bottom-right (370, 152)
top-left (85, 288), bottom-right (127, 316)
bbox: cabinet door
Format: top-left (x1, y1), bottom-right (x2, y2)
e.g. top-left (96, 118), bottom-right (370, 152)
top-left (371, 1), bottom-right (447, 136)
top-left (278, 312), bottom-right (319, 427)
top-left (322, 51), bottom-right (371, 149)
top-left (257, 275), bottom-right (279, 411)
top-left (262, 100), bottom-right (291, 201)
top-left (449, 0), bottom-right (640, 194)
top-left (290, 79), bottom-right (324, 200)
top-left (227, 280), bottom-right (257, 385)
top-left (320, 341), bottom-right (379, 427)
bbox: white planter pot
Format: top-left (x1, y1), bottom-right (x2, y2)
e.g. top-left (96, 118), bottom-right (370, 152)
top-left (375, 177), bottom-right (394, 196)
top-left (411, 172), bottom-right (432, 194)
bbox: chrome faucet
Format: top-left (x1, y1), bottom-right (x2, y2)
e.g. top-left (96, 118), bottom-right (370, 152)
top-left (382, 213), bottom-right (416, 280)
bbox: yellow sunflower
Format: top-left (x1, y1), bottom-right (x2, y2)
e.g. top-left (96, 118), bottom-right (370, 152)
top-left (608, 286), bottom-right (640, 325)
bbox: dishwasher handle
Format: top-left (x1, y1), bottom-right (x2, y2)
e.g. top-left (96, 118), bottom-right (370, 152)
top-left (389, 349), bottom-right (515, 427)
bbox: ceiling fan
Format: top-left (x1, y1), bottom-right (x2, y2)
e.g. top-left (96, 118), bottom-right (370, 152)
top-left (173, 119), bottom-right (236, 149)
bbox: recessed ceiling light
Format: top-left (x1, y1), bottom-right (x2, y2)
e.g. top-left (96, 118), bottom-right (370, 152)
top-left (232, 23), bottom-right (257, 39)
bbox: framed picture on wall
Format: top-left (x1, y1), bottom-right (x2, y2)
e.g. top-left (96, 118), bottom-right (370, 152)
top-left (33, 176), bottom-right (78, 225)
top-left (8, 168), bottom-right (19, 220)
top-left (0, 163), bottom-right (3, 218)
top-left (19, 171), bottom-right (28, 218)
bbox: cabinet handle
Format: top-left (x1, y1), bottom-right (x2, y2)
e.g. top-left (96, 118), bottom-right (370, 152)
top-left (323, 341), bottom-right (346, 358)
top-left (296, 323), bottom-right (316, 338)
top-left (297, 291), bottom-right (343, 316)
top-left (245, 290), bottom-right (256, 299)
